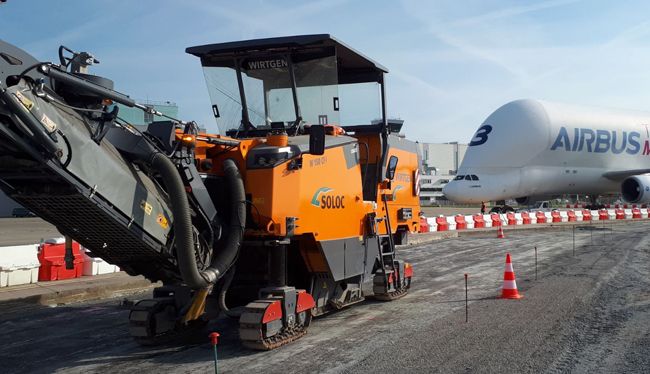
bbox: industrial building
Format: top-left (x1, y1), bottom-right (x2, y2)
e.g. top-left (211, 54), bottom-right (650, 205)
top-left (417, 142), bottom-right (468, 205)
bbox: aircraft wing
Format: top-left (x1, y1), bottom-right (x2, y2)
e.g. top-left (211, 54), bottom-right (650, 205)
top-left (602, 169), bottom-right (650, 180)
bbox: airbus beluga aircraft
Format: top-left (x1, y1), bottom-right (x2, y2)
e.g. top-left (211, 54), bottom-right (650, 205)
top-left (442, 99), bottom-right (650, 209)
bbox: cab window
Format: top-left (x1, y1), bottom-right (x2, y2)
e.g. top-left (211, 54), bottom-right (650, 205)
top-left (464, 175), bottom-right (472, 181)
top-left (470, 175), bottom-right (479, 181)
top-left (454, 175), bottom-right (464, 181)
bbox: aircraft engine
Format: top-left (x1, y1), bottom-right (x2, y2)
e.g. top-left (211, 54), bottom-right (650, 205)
top-left (621, 175), bottom-right (650, 203)
top-left (515, 196), bottom-right (532, 205)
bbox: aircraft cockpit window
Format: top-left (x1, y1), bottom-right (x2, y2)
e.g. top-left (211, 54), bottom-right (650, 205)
top-left (470, 175), bottom-right (479, 181)
top-left (464, 175), bottom-right (472, 181)
top-left (454, 175), bottom-right (464, 181)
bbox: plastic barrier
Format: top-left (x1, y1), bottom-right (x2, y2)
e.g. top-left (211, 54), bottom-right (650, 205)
top-left (607, 209), bottom-right (616, 220)
top-left (482, 214), bottom-right (493, 228)
top-left (426, 217), bottom-right (438, 232)
top-left (632, 208), bottom-right (642, 219)
top-left (0, 244), bottom-right (40, 287)
top-left (473, 214), bottom-right (485, 228)
top-left (38, 239), bottom-right (84, 281)
top-left (445, 216), bottom-right (457, 231)
top-left (623, 209), bottom-right (633, 219)
top-left (506, 212), bottom-right (517, 225)
top-left (567, 210), bottom-right (577, 222)
top-left (581, 209), bottom-right (591, 221)
top-left (454, 215), bottom-right (467, 230)
top-left (419, 216), bottom-right (429, 233)
top-left (536, 211), bottom-right (547, 224)
top-left (589, 210), bottom-right (599, 220)
top-left (615, 209), bottom-right (625, 220)
top-left (575, 210), bottom-right (584, 221)
top-left (644, 208), bottom-right (650, 219)
top-left (559, 211), bottom-right (569, 222)
top-left (436, 216), bottom-right (448, 231)
top-left (551, 210), bottom-right (562, 223)
top-left (520, 211), bottom-right (532, 224)
top-left (513, 212), bottom-right (524, 225)
top-left (544, 211), bottom-right (554, 223)
top-left (599, 209), bottom-right (609, 220)
top-left (490, 213), bottom-right (502, 226)
top-left (82, 249), bottom-right (119, 276)
top-left (463, 215), bottom-right (475, 229)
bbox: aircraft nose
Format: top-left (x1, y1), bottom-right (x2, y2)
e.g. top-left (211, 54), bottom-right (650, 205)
top-left (442, 181), bottom-right (459, 201)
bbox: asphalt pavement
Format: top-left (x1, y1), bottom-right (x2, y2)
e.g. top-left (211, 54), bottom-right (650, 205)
top-left (1, 222), bottom-right (649, 373)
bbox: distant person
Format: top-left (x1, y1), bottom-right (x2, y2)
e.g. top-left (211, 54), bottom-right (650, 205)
top-left (480, 201), bottom-right (486, 214)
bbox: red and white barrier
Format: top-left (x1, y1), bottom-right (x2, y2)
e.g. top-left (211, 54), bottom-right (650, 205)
top-left (446, 216), bottom-right (457, 231)
top-left (483, 214), bottom-right (493, 228)
top-left (607, 209), bottom-right (616, 220)
top-left (473, 214), bottom-right (485, 228)
top-left (550, 210), bottom-right (561, 223)
top-left (567, 210), bottom-right (577, 222)
top-left (490, 213), bottom-right (503, 226)
top-left (464, 215), bottom-right (475, 229)
top-left (599, 209), bottom-right (609, 220)
top-left (559, 211), bottom-right (569, 222)
top-left (624, 209), bottom-right (633, 219)
top-left (426, 217), bottom-right (438, 232)
top-left (615, 209), bottom-right (625, 220)
top-left (82, 249), bottom-right (120, 276)
top-left (0, 244), bottom-right (40, 287)
top-left (436, 216), bottom-right (448, 231)
top-left (454, 215), bottom-right (467, 230)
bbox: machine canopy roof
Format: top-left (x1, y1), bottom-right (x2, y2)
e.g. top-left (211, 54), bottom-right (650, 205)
top-left (186, 34), bottom-right (387, 84)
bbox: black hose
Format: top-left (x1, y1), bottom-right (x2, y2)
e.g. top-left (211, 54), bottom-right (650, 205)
top-left (218, 266), bottom-right (243, 318)
top-left (210, 159), bottom-right (246, 276)
top-left (150, 152), bottom-right (207, 288)
top-left (149, 155), bottom-right (246, 289)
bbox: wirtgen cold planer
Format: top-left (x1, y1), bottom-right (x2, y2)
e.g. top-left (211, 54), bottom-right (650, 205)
top-left (0, 35), bottom-right (420, 349)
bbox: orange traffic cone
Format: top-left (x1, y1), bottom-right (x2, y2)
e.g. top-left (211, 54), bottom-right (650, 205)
top-left (500, 253), bottom-right (522, 299)
top-left (496, 224), bottom-right (505, 239)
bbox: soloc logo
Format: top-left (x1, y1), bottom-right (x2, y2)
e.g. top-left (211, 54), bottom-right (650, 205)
top-left (311, 187), bottom-right (346, 209)
top-left (469, 124), bottom-right (492, 146)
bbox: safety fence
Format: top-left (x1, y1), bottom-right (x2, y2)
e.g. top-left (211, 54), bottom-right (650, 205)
top-left (418, 207), bottom-right (650, 233)
top-left (0, 237), bottom-right (119, 288)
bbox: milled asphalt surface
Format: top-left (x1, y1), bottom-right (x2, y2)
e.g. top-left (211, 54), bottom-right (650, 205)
top-left (1, 222), bottom-right (650, 373)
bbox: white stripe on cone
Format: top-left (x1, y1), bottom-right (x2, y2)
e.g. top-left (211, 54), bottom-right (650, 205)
top-left (502, 280), bottom-right (517, 289)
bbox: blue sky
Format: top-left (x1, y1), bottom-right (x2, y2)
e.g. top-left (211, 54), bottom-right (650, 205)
top-left (2, 0), bottom-right (650, 143)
